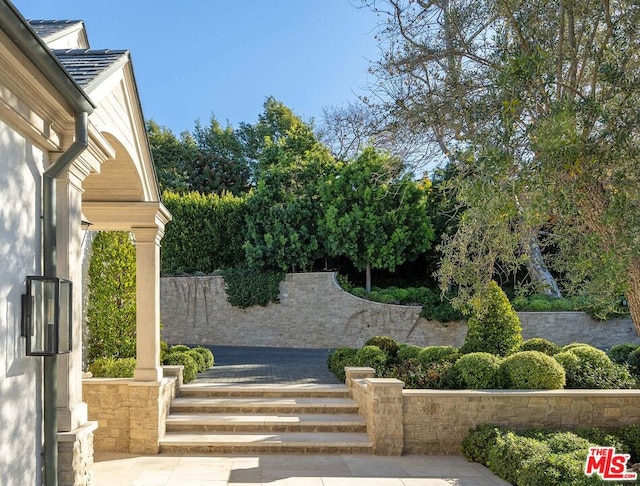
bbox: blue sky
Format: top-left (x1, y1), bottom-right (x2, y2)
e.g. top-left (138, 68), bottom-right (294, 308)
top-left (13, 0), bottom-right (381, 136)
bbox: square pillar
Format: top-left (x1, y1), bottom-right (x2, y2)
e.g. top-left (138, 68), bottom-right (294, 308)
top-left (365, 378), bottom-right (405, 455)
top-left (132, 227), bottom-right (163, 381)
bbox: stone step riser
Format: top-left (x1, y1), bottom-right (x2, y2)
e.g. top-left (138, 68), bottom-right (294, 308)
top-left (171, 405), bottom-right (360, 414)
top-left (179, 390), bottom-right (351, 399)
top-left (165, 423), bottom-right (367, 433)
top-left (158, 444), bottom-right (373, 455)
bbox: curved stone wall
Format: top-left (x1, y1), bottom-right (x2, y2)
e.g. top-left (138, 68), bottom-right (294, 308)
top-left (160, 272), bottom-right (640, 348)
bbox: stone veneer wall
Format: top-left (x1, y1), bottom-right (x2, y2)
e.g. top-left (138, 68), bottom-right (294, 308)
top-left (58, 422), bottom-right (97, 486)
top-left (346, 368), bottom-right (640, 456)
top-left (160, 273), bottom-right (639, 348)
top-left (82, 376), bottom-right (177, 454)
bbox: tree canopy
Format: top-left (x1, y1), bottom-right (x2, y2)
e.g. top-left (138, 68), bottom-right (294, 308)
top-left (364, 0), bottom-right (640, 328)
top-left (320, 147), bottom-right (434, 291)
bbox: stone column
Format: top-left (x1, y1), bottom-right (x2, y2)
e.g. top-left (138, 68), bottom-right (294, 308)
top-left (366, 378), bottom-right (405, 455)
top-left (132, 226), bottom-right (163, 382)
top-left (55, 167), bottom-right (90, 431)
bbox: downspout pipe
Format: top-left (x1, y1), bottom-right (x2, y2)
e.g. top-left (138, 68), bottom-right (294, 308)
top-left (42, 111), bottom-right (89, 486)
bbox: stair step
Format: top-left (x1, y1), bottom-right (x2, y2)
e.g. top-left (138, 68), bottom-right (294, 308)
top-left (171, 397), bottom-right (360, 414)
top-left (165, 413), bottom-right (367, 433)
top-left (179, 383), bottom-right (350, 399)
top-left (159, 431), bottom-right (373, 454)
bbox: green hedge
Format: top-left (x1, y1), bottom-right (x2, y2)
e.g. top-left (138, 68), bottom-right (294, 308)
top-left (161, 191), bottom-right (248, 275)
top-left (88, 357), bottom-right (136, 378)
top-left (221, 265), bottom-right (284, 308)
top-left (87, 231), bottom-right (136, 363)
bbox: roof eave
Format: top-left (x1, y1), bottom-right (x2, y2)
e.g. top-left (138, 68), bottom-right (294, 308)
top-left (0, 1), bottom-right (95, 114)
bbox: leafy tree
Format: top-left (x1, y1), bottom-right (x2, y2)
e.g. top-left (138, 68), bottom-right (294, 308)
top-left (243, 99), bottom-right (338, 272)
top-left (364, 0), bottom-right (640, 329)
top-left (191, 117), bottom-right (252, 195)
top-left (86, 231), bottom-right (136, 363)
top-left (146, 119), bottom-right (197, 194)
top-left (320, 147), bottom-right (434, 292)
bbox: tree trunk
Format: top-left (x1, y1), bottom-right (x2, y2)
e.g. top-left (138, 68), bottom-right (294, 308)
top-left (525, 230), bottom-right (562, 298)
top-left (365, 263), bottom-right (372, 294)
top-left (627, 259), bottom-right (640, 335)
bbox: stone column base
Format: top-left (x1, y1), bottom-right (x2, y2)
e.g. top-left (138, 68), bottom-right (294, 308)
top-left (58, 421), bottom-right (98, 486)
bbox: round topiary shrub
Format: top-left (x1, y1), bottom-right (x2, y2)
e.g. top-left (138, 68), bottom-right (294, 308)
top-left (397, 344), bottom-right (421, 361)
top-left (555, 347), bottom-right (637, 389)
top-left (163, 351), bottom-right (198, 383)
top-left (170, 344), bottom-right (191, 353)
top-left (364, 336), bottom-right (399, 359)
top-left (453, 352), bottom-right (502, 389)
top-left (500, 351), bottom-right (566, 389)
top-left (417, 346), bottom-right (460, 367)
top-left (187, 349), bottom-right (207, 373)
top-left (192, 346), bottom-right (215, 369)
top-left (461, 280), bottom-right (522, 356)
top-left (327, 347), bottom-right (358, 382)
top-left (608, 343), bottom-right (640, 365)
top-left (561, 342), bottom-right (592, 351)
top-left (628, 348), bottom-right (640, 378)
top-left (354, 345), bottom-right (388, 375)
top-left (520, 337), bottom-right (561, 356)
top-left (461, 423), bottom-right (506, 464)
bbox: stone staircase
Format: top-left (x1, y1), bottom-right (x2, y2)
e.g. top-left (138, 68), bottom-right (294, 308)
top-left (159, 383), bottom-right (372, 454)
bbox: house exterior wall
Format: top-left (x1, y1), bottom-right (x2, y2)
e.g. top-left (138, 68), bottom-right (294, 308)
top-left (0, 119), bottom-right (45, 485)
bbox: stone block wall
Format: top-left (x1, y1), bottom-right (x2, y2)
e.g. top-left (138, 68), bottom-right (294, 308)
top-left (346, 369), bottom-right (640, 455)
top-left (402, 389), bottom-right (640, 454)
top-left (82, 377), bottom-right (177, 454)
top-left (58, 422), bottom-right (97, 486)
top-left (160, 273), bottom-right (639, 349)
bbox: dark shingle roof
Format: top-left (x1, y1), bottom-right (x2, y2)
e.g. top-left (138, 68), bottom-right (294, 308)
top-left (28, 20), bottom-right (83, 41)
top-left (52, 49), bottom-right (129, 90)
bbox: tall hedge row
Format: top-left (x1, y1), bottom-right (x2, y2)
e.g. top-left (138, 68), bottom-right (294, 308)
top-left (161, 191), bottom-right (248, 275)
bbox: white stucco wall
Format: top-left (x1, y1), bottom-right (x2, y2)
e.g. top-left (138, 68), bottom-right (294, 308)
top-left (0, 119), bottom-right (45, 485)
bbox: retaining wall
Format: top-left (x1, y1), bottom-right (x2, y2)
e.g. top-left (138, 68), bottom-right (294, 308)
top-left (346, 367), bottom-right (640, 455)
top-left (160, 273), bottom-right (639, 348)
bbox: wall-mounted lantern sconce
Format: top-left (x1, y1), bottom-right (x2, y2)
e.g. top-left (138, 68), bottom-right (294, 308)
top-left (21, 276), bottom-right (72, 356)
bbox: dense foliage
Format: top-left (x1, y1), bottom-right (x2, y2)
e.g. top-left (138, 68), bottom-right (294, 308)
top-left (463, 424), bottom-right (640, 485)
top-left (320, 148), bottom-right (434, 291)
top-left (220, 265), bottom-right (284, 308)
top-left (86, 231), bottom-right (137, 363)
top-left (161, 191), bottom-right (248, 275)
top-left (461, 281), bottom-right (523, 356)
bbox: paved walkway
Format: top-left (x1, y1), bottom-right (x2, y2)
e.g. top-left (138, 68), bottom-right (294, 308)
top-left (89, 346), bottom-right (509, 485)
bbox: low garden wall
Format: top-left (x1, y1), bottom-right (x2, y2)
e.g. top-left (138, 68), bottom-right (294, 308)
top-left (346, 367), bottom-right (640, 455)
top-left (160, 273), bottom-right (639, 348)
top-left (82, 371), bottom-right (179, 454)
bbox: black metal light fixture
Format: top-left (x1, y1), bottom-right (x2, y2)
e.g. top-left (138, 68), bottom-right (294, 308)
top-left (21, 276), bottom-right (72, 356)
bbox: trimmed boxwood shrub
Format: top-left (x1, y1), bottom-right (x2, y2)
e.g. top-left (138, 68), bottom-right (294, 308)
top-left (519, 450), bottom-right (604, 486)
top-left (327, 347), bottom-right (357, 382)
top-left (520, 337), bottom-right (561, 356)
top-left (487, 431), bottom-right (550, 485)
top-left (170, 345), bottom-right (191, 353)
top-left (389, 359), bottom-right (430, 389)
top-left (163, 352), bottom-right (198, 383)
top-left (88, 357), bottom-right (136, 378)
top-left (187, 349), bottom-right (207, 373)
top-left (417, 346), bottom-right (460, 367)
top-left (613, 424), bottom-right (640, 464)
top-left (397, 344), bottom-right (421, 361)
top-left (461, 423), bottom-right (506, 464)
top-left (499, 351), bottom-right (566, 390)
top-left (608, 343), bottom-right (640, 365)
top-left (354, 345), bottom-right (388, 375)
top-left (365, 336), bottom-right (398, 359)
top-left (627, 348), bottom-right (640, 377)
top-left (554, 347), bottom-right (637, 389)
top-left (461, 280), bottom-right (522, 356)
top-left (453, 352), bottom-right (501, 389)
top-left (192, 346), bottom-right (215, 369)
